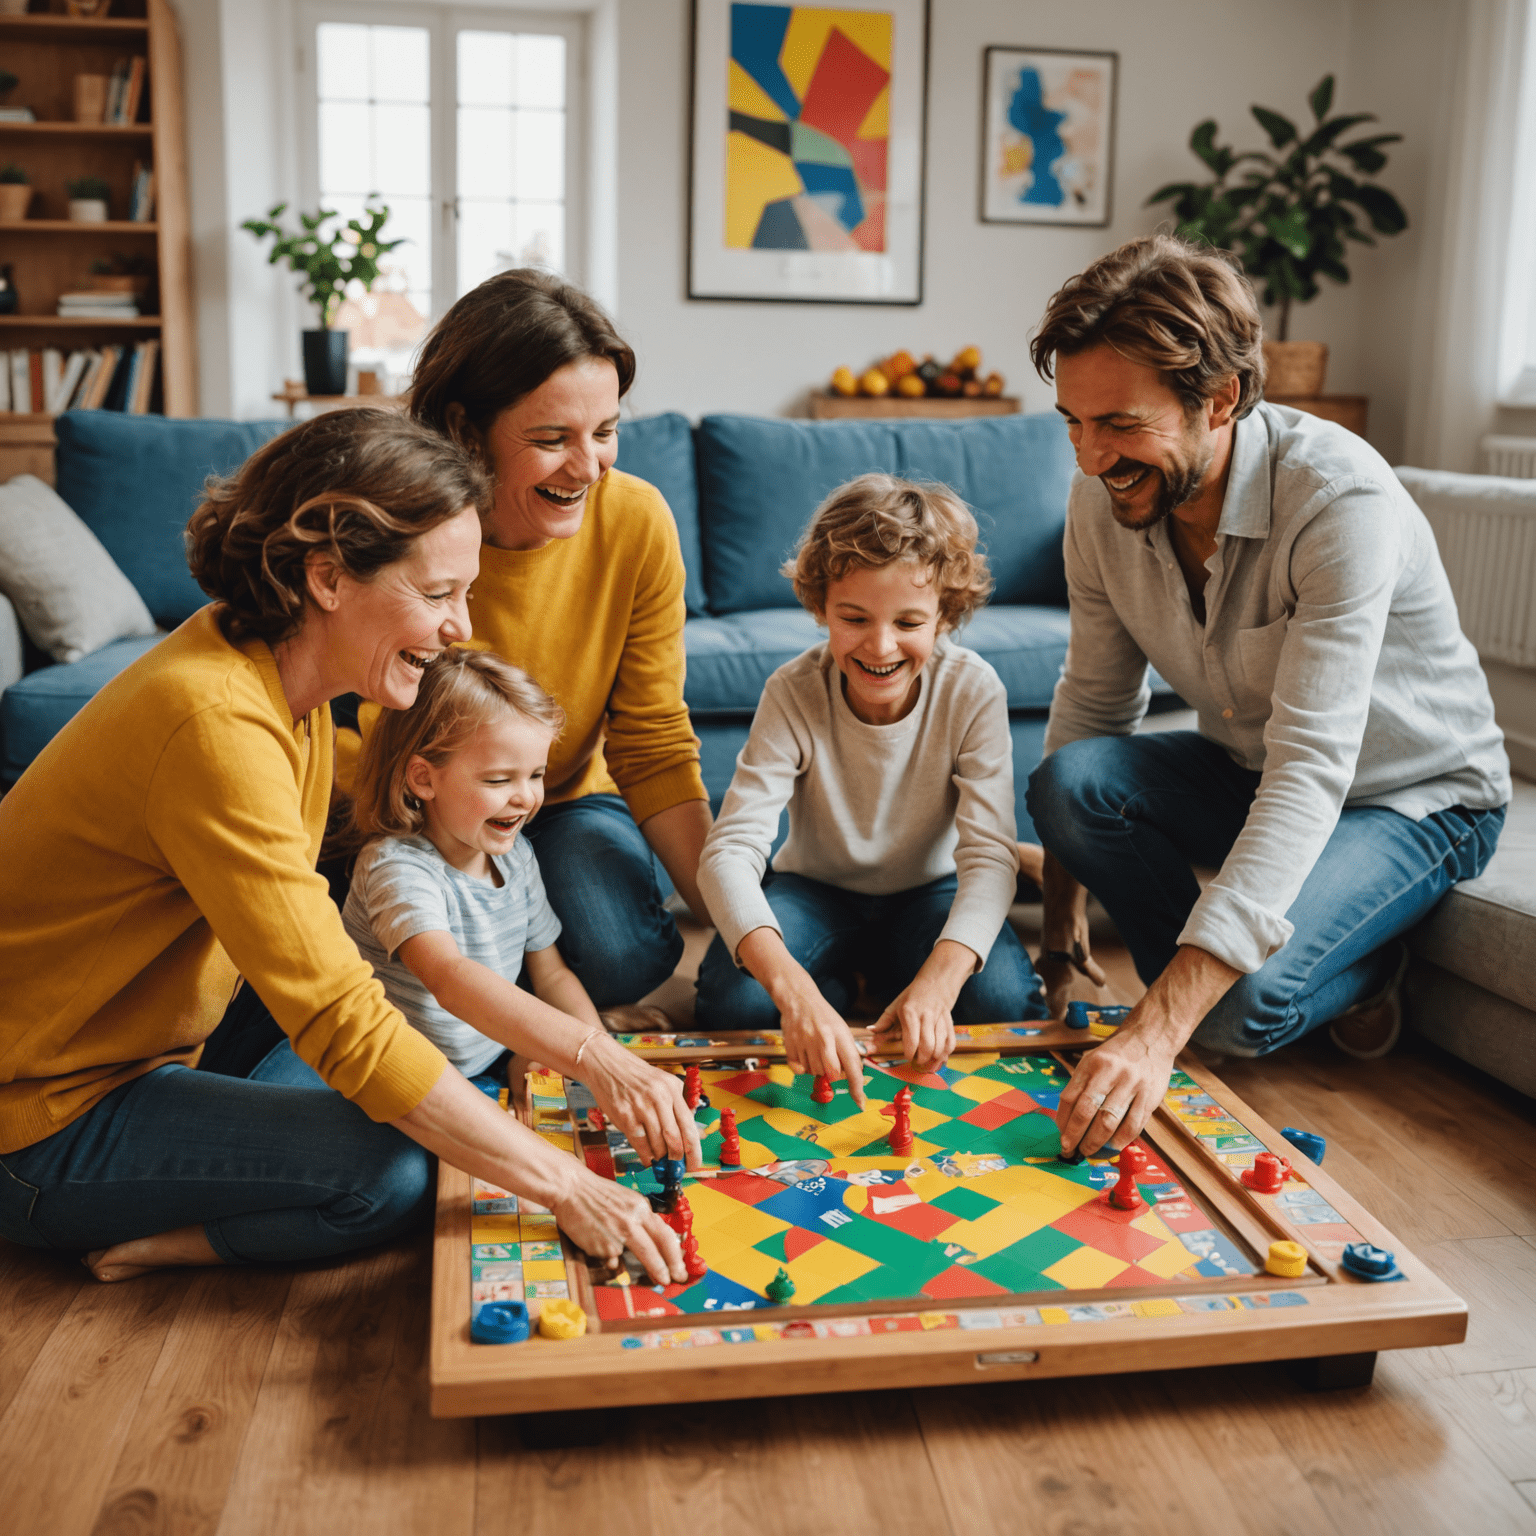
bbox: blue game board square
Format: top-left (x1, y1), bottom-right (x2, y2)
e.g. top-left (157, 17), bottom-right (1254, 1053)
top-left (756, 1175), bottom-right (854, 1229)
top-left (676, 1270), bottom-right (772, 1314)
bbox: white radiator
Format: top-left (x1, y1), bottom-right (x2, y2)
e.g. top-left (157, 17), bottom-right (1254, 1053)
top-left (1395, 466), bottom-right (1536, 668)
top-left (1481, 434), bottom-right (1536, 477)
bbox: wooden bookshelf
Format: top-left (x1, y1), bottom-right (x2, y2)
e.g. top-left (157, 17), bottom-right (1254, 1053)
top-left (0, 0), bottom-right (194, 482)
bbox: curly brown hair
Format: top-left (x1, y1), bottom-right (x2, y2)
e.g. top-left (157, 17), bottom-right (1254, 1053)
top-left (783, 473), bottom-right (992, 629)
top-left (1030, 233), bottom-right (1267, 418)
top-left (186, 409), bottom-right (490, 645)
top-left (341, 646), bottom-right (565, 856)
top-left (410, 267), bottom-right (636, 450)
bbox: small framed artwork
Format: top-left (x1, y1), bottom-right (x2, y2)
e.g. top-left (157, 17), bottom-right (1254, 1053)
top-left (688, 0), bottom-right (930, 305)
top-left (979, 46), bottom-right (1117, 227)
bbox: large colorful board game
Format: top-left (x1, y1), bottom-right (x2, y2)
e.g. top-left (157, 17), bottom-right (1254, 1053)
top-left (431, 1041), bottom-right (1468, 1416)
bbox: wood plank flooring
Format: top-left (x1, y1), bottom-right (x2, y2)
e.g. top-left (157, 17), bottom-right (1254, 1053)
top-left (5, 924), bottom-right (1536, 1535)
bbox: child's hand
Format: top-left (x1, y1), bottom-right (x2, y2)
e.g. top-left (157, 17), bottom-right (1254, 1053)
top-left (549, 1163), bottom-right (687, 1287)
top-left (869, 941), bottom-right (973, 1073)
top-left (580, 1035), bottom-right (703, 1170)
top-left (779, 985), bottom-right (867, 1108)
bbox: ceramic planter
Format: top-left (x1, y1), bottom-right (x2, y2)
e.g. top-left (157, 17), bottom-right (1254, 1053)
top-left (302, 328), bottom-right (349, 397)
top-left (68, 198), bottom-right (109, 223)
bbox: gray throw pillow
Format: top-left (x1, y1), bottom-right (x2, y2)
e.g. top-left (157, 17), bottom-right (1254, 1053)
top-left (0, 474), bottom-right (158, 664)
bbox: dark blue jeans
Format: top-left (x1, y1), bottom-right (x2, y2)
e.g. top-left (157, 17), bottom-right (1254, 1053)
top-left (0, 985), bottom-right (432, 1262)
top-left (522, 793), bottom-right (685, 1009)
top-left (694, 870), bottom-right (1048, 1031)
top-left (1027, 731), bottom-right (1506, 1056)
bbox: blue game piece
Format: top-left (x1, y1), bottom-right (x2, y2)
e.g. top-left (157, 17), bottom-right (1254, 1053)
top-left (1065, 1000), bottom-right (1091, 1029)
top-left (1340, 1242), bottom-right (1399, 1281)
top-left (1281, 1126), bottom-right (1327, 1165)
top-left (471, 1300), bottom-right (530, 1343)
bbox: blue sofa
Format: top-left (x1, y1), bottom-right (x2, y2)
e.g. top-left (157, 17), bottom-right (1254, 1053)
top-left (2, 407), bottom-right (1156, 841)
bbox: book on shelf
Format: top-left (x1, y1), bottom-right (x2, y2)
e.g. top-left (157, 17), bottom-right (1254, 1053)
top-left (0, 345), bottom-right (159, 415)
top-left (129, 162), bottom-right (155, 223)
top-left (57, 291), bottom-right (142, 319)
top-left (104, 57), bottom-right (147, 127)
top-left (0, 108), bottom-right (36, 123)
top-left (9, 350), bottom-right (30, 414)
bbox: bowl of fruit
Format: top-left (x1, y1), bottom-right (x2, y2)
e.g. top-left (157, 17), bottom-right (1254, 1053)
top-left (822, 348), bottom-right (1010, 413)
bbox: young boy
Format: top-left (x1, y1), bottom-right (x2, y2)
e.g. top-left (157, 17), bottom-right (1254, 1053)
top-left (695, 473), bottom-right (1046, 1102)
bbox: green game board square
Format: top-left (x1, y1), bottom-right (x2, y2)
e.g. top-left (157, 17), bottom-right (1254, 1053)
top-left (745, 1120), bottom-right (835, 1162)
top-left (930, 1186), bottom-right (1002, 1220)
top-left (829, 1214), bottom-right (940, 1268)
top-left (755, 1231), bottom-right (789, 1262)
top-left (908, 1085), bottom-right (991, 1117)
top-left (813, 1279), bottom-right (878, 1308)
top-left (995, 1225), bottom-right (1081, 1274)
top-left (910, 1119), bottom-right (995, 1152)
top-left (969, 1252), bottom-right (1060, 1293)
top-left (967, 1121), bottom-right (1061, 1160)
top-left (843, 1253), bottom-right (952, 1299)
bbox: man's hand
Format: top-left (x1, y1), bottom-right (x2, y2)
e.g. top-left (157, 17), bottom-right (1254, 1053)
top-left (1056, 943), bottom-right (1243, 1155)
top-left (546, 1161), bottom-right (687, 1287)
top-left (579, 1034), bottom-right (703, 1169)
top-left (869, 939), bottom-right (975, 1073)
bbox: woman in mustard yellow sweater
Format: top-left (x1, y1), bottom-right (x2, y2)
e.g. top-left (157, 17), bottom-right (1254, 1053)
top-left (400, 271), bottom-right (714, 1008)
top-left (0, 411), bottom-right (691, 1286)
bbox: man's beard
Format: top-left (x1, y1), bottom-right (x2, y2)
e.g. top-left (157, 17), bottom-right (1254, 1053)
top-left (1102, 448), bottom-right (1212, 531)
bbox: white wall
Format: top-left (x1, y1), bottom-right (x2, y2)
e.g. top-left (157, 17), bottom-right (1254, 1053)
top-left (176, 0), bottom-right (1452, 459)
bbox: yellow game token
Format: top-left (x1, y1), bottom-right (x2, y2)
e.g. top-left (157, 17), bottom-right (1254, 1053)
top-left (1265, 1240), bottom-right (1308, 1278)
top-left (538, 1298), bottom-right (588, 1339)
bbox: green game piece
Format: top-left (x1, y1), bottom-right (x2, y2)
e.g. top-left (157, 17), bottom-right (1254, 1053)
top-left (765, 1266), bottom-right (796, 1303)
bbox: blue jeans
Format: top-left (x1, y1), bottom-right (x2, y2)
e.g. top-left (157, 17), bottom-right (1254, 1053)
top-left (1027, 732), bottom-right (1506, 1056)
top-left (522, 793), bottom-right (685, 1009)
top-left (0, 984), bottom-right (432, 1262)
top-left (694, 871), bottom-right (1048, 1031)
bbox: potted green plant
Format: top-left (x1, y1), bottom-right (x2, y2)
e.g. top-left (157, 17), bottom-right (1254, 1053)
top-left (1147, 75), bottom-right (1408, 396)
top-left (242, 197), bottom-right (404, 398)
top-left (88, 252), bottom-right (153, 300)
top-left (0, 163), bottom-right (29, 222)
top-left (67, 175), bottom-right (111, 222)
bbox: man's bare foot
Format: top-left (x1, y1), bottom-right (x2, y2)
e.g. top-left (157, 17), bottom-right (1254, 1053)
top-left (84, 1223), bottom-right (224, 1283)
top-left (1016, 841), bottom-right (1046, 889)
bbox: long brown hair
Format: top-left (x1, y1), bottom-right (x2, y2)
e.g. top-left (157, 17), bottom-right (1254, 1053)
top-left (343, 648), bottom-right (565, 856)
top-left (409, 268), bottom-right (636, 452)
top-left (186, 410), bottom-right (490, 645)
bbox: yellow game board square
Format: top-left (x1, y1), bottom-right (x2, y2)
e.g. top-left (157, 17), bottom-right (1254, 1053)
top-left (1130, 1208), bottom-right (1176, 1241)
top-left (471, 1217), bottom-right (519, 1242)
top-left (518, 1217), bottom-right (558, 1239)
top-left (1043, 1246), bottom-right (1130, 1289)
top-left (944, 1201), bottom-right (1065, 1260)
top-left (522, 1260), bottom-right (568, 1283)
top-left (950, 1074), bottom-right (1015, 1105)
top-left (766, 1064), bottom-right (797, 1088)
top-left (711, 1245), bottom-right (789, 1295)
top-left (904, 1169), bottom-right (954, 1202)
top-left (695, 1203), bottom-right (791, 1251)
top-left (1132, 1297), bottom-right (1183, 1318)
top-left (1136, 1237), bottom-right (1203, 1280)
top-left (1039, 1306), bottom-right (1072, 1325)
top-left (788, 1241), bottom-right (878, 1290)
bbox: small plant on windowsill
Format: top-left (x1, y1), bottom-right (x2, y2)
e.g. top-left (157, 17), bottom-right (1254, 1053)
top-left (242, 196), bottom-right (405, 399)
top-left (1147, 74), bottom-right (1408, 397)
top-left (0, 162), bottom-right (30, 223)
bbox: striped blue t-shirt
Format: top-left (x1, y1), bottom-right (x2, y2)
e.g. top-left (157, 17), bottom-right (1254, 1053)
top-left (342, 833), bottom-right (563, 1076)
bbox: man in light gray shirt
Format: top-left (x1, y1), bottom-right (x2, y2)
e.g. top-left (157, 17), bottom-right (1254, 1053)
top-left (1024, 235), bottom-right (1509, 1160)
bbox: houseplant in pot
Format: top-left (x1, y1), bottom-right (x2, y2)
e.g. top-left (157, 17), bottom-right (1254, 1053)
top-left (0, 163), bottom-right (30, 222)
top-left (242, 197), bottom-right (403, 398)
top-left (1147, 75), bottom-right (1408, 396)
top-left (67, 175), bottom-right (111, 222)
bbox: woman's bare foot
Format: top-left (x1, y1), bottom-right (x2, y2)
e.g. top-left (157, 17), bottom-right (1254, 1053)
top-left (84, 1223), bottom-right (224, 1283)
top-left (1016, 841), bottom-right (1046, 889)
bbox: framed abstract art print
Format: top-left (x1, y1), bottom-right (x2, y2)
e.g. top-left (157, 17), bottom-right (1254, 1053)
top-left (979, 46), bottom-right (1117, 227)
top-left (689, 0), bottom-right (929, 304)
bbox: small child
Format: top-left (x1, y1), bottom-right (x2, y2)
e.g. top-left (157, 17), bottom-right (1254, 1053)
top-left (342, 647), bottom-right (697, 1165)
top-left (695, 474), bottom-right (1046, 1099)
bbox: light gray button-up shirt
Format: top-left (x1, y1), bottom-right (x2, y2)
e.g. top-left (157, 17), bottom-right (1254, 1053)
top-left (1045, 402), bottom-right (1511, 974)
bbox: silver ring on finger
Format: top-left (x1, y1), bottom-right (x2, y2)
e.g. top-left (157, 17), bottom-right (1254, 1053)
top-left (1103, 1103), bottom-right (1130, 1120)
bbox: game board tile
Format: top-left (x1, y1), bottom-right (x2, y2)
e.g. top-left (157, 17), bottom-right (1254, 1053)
top-left (1134, 1236), bottom-right (1210, 1280)
top-left (877, 1062), bottom-right (950, 1091)
top-left (755, 1175), bottom-right (860, 1229)
top-left (678, 1178), bottom-right (781, 1228)
top-left (787, 1240), bottom-right (881, 1292)
top-left (1147, 1198), bottom-right (1214, 1234)
top-left (519, 1240), bottom-right (562, 1262)
top-left (909, 1117), bottom-right (1002, 1153)
top-left (708, 1245), bottom-right (791, 1296)
top-left (472, 1243), bottom-right (515, 1261)
top-left (958, 1098), bottom-right (1026, 1130)
top-left (1104, 1262), bottom-right (1178, 1289)
top-left (1042, 1245), bottom-right (1131, 1289)
top-left (984, 1223), bottom-right (1083, 1276)
top-left (941, 1201), bottom-right (1066, 1259)
top-left (904, 1168), bottom-right (960, 1202)
top-left (920, 1265), bottom-right (1012, 1300)
top-left (966, 1248), bottom-right (1058, 1293)
top-left (906, 1083), bottom-right (995, 1118)
top-left (707, 1072), bottom-right (772, 1099)
top-left (522, 1260), bottom-right (568, 1283)
top-left (949, 1073), bottom-right (1016, 1104)
top-left (1128, 1207), bottom-right (1179, 1242)
top-left (697, 1203), bottom-right (793, 1250)
top-left (870, 1200), bottom-right (964, 1242)
top-left (1050, 1203), bottom-right (1167, 1264)
top-left (930, 1185), bottom-right (1002, 1220)
top-left (583, 1145), bottom-right (616, 1179)
top-left (820, 1209), bottom-right (945, 1270)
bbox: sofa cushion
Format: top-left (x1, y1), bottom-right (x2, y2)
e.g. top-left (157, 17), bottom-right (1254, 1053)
top-left (694, 413), bottom-right (1076, 615)
top-left (1, 633), bottom-right (161, 785)
top-left (0, 474), bottom-right (157, 662)
top-left (53, 411), bottom-right (289, 630)
top-left (684, 604), bottom-right (1077, 716)
top-left (1410, 778), bottom-right (1536, 1013)
top-left (613, 412), bottom-right (705, 617)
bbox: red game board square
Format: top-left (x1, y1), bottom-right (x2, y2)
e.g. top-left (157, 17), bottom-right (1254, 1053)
top-left (921, 1265), bottom-right (1011, 1300)
top-left (877, 1062), bottom-right (949, 1092)
top-left (1105, 1263), bottom-right (1170, 1289)
top-left (990, 1088), bottom-right (1043, 1115)
top-left (1149, 1199), bottom-right (1209, 1233)
top-left (710, 1172), bottom-right (785, 1207)
top-left (783, 1227), bottom-right (825, 1262)
top-left (583, 1145), bottom-right (615, 1179)
top-left (876, 1202), bottom-right (963, 1241)
top-left (710, 1071), bottom-right (770, 1097)
top-left (1051, 1201), bottom-right (1165, 1263)
top-left (960, 1100), bottom-right (1023, 1130)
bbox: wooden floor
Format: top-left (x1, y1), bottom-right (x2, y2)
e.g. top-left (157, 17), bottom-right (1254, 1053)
top-left (6, 925), bottom-right (1536, 1534)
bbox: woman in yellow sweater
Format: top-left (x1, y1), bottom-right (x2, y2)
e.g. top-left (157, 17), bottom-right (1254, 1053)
top-left (0, 410), bottom-right (689, 1286)
top-left (401, 270), bottom-right (714, 1008)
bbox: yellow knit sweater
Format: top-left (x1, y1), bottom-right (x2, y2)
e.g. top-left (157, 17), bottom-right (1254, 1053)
top-left (348, 468), bottom-right (707, 822)
top-left (0, 606), bottom-right (447, 1153)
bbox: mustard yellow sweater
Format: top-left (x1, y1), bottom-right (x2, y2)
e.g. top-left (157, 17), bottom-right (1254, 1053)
top-left (0, 606), bottom-right (447, 1153)
top-left (348, 468), bottom-right (707, 822)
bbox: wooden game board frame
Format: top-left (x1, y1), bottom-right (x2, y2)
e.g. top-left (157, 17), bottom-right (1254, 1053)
top-left (429, 1047), bottom-right (1466, 1417)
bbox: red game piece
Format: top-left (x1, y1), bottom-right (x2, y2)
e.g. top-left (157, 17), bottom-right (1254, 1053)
top-left (812, 1074), bottom-right (834, 1104)
top-left (680, 1228), bottom-right (708, 1281)
top-left (589, 1108), bottom-right (605, 1131)
top-left (888, 1085), bottom-right (914, 1156)
top-left (683, 1064), bottom-right (702, 1110)
top-left (663, 1192), bottom-right (695, 1240)
top-left (1241, 1151), bottom-right (1292, 1194)
top-left (718, 1106), bottom-right (742, 1167)
top-left (1109, 1143), bottom-right (1148, 1210)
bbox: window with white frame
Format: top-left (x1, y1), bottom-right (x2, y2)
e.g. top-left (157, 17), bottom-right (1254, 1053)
top-left (300, 4), bottom-right (582, 387)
